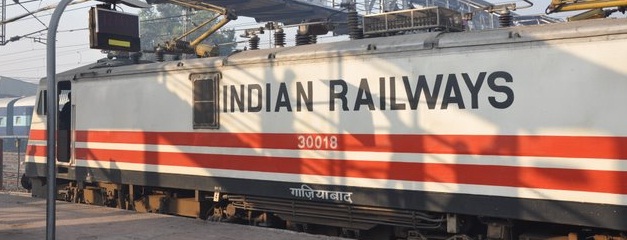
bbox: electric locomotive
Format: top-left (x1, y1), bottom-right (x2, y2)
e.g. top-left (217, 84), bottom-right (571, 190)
top-left (23, 6), bottom-right (627, 240)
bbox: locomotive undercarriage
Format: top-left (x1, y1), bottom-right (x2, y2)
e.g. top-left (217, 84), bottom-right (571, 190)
top-left (26, 176), bottom-right (626, 240)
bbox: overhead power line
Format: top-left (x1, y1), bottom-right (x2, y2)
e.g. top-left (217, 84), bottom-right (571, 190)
top-left (4, 0), bottom-right (39, 7)
top-left (0, 47), bottom-right (92, 66)
top-left (2, 62), bottom-right (81, 74)
top-left (1, 0), bottom-right (93, 25)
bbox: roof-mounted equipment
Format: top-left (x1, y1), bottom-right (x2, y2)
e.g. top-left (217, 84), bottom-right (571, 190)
top-left (471, 0), bottom-right (534, 27)
top-left (547, 0), bottom-right (627, 13)
top-left (362, 7), bottom-right (464, 36)
top-left (546, 0), bottom-right (627, 20)
top-left (157, 0), bottom-right (237, 58)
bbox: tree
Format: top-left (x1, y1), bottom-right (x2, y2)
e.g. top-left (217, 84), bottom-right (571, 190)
top-left (139, 4), bottom-right (237, 58)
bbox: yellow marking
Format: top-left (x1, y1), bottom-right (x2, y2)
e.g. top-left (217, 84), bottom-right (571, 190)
top-left (108, 39), bottom-right (130, 48)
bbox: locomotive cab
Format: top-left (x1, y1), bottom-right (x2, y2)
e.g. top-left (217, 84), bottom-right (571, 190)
top-left (26, 78), bottom-right (73, 196)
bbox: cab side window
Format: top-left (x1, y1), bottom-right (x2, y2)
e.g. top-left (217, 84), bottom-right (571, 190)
top-left (36, 90), bottom-right (47, 115)
top-left (191, 73), bottom-right (220, 129)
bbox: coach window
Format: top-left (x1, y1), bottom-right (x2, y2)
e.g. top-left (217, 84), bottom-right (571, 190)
top-left (191, 73), bottom-right (220, 129)
top-left (14, 116), bottom-right (22, 126)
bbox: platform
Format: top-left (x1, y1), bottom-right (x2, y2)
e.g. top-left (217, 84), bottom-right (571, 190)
top-left (0, 192), bottom-right (345, 240)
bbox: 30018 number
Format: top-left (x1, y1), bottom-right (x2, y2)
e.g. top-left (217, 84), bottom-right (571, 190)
top-left (297, 135), bottom-right (338, 150)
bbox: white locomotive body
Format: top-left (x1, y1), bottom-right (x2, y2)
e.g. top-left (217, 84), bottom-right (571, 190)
top-left (25, 17), bottom-right (627, 238)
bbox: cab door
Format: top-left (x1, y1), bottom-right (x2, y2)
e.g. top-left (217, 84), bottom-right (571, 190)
top-left (57, 81), bottom-right (72, 165)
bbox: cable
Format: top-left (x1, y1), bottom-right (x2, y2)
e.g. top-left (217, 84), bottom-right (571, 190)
top-left (0, 47), bottom-right (93, 66)
top-left (0, 42), bottom-right (93, 58)
top-left (15, 1), bottom-right (48, 28)
top-left (0, 47), bottom-right (96, 71)
top-left (1, 62), bottom-right (81, 74)
top-left (1, 2), bottom-right (351, 68)
top-left (58, 28), bottom-right (88, 33)
top-left (7, 4), bottom-right (98, 24)
top-left (140, 14), bottom-right (192, 23)
top-left (4, 0), bottom-right (39, 7)
top-left (4, 76), bottom-right (41, 82)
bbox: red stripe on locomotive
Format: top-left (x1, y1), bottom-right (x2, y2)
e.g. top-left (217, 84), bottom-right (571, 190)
top-left (26, 129), bottom-right (627, 195)
top-left (28, 129), bottom-right (627, 159)
top-left (73, 147), bottom-right (627, 195)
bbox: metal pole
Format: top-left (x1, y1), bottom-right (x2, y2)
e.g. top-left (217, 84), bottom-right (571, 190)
top-left (2, 0), bottom-right (6, 44)
top-left (16, 138), bottom-right (20, 189)
top-left (47, 0), bottom-right (72, 239)
top-left (0, 140), bottom-right (3, 190)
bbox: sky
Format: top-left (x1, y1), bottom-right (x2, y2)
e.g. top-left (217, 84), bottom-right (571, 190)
top-left (0, 0), bottom-right (268, 83)
top-left (0, 0), bottom-right (567, 83)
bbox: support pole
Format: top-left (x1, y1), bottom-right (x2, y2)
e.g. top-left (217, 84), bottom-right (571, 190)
top-left (46, 0), bottom-right (72, 239)
top-left (1, 140), bottom-right (3, 190)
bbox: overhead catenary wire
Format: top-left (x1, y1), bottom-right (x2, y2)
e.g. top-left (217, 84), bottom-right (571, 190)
top-left (0, 40), bottom-right (99, 76)
top-left (1, 3), bottom-right (97, 46)
top-left (0, 39), bottom-right (92, 58)
top-left (1, 0), bottom-right (94, 25)
top-left (1, 20), bottom-right (342, 68)
top-left (0, 54), bottom-right (94, 75)
top-left (0, 47), bottom-right (92, 66)
top-left (1, 15), bottom-right (252, 61)
top-left (4, 0), bottom-right (39, 7)
top-left (0, 2), bottom-right (350, 79)
top-left (2, 1), bottom-right (382, 79)
top-left (14, 1), bottom-right (48, 28)
top-left (1, 62), bottom-right (82, 74)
